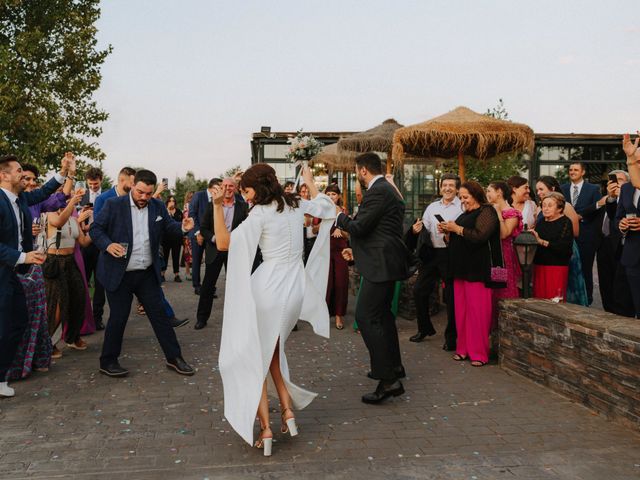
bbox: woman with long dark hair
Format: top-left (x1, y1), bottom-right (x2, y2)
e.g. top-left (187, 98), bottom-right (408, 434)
top-left (507, 176), bottom-right (537, 229)
top-left (324, 184), bottom-right (349, 330)
top-left (213, 163), bottom-right (335, 456)
top-left (162, 195), bottom-right (183, 282)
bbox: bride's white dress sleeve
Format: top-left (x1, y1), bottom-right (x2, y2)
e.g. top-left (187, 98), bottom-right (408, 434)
top-left (299, 194), bottom-right (337, 339)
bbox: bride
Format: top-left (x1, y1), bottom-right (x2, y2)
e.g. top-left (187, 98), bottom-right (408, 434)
top-left (212, 163), bottom-right (335, 456)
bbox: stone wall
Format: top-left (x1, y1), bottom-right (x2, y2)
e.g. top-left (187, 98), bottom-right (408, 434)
top-left (499, 299), bottom-right (640, 430)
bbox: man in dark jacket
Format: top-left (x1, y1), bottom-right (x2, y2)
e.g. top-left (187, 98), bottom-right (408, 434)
top-left (336, 153), bottom-right (409, 404)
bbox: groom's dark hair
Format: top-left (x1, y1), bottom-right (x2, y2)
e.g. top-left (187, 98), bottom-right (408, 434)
top-left (355, 152), bottom-right (383, 175)
top-left (134, 169), bottom-right (157, 186)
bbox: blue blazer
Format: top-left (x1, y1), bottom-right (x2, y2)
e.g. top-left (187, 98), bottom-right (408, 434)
top-left (188, 189), bottom-right (210, 240)
top-left (0, 177), bottom-right (62, 277)
top-left (90, 195), bottom-right (185, 292)
top-left (560, 182), bottom-right (602, 244)
top-left (615, 182), bottom-right (640, 268)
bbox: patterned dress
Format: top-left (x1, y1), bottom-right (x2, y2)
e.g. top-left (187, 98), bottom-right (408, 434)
top-left (8, 265), bottom-right (52, 379)
top-left (493, 208), bottom-right (523, 301)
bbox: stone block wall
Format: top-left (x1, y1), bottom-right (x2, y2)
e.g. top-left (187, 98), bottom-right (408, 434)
top-left (499, 299), bottom-right (640, 430)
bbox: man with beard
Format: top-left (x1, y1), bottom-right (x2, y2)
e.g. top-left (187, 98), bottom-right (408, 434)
top-left (0, 154), bottom-right (70, 397)
top-left (90, 169), bottom-right (196, 377)
top-left (336, 153), bottom-right (409, 404)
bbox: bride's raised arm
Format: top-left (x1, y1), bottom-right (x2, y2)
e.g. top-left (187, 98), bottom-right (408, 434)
top-left (212, 184), bottom-right (231, 251)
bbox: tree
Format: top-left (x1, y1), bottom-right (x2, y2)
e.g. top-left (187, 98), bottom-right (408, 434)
top-left (219, 164), bottom-right (243, 179)
top-left (173, 171), bottom-right (208, 207)
top-left (0, 0), bottom-right (111, 172)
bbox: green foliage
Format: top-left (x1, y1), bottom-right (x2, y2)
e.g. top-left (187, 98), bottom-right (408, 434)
top-left (219, 164), bottom-right (243, 178)
top-left (486, 98), bottom-right (509, 120)
top-left (0, 0), bottom-right (111, 172)
top-left (100, 174), bottom-right (113, 191)
top-left (173, 171), bottom-right (208, 208)
top-left (442, 153), bottom-right (527, 186)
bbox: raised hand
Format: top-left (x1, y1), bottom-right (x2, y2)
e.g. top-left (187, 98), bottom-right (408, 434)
top-left (623, 132), bottom-right (640, 163)
top-left (301, 165), bottom-right (314, 187)
top-left (211, 185), bottom-right (224, 205)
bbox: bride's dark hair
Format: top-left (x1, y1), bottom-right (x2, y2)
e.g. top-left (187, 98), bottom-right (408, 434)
top-left (239, 163), bottom-right (299, 212)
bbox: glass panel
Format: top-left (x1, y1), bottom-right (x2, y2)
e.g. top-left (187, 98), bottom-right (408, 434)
top-left (402, 163), bottom-right (440, 226)
top-left (269, 162), bottom-right (297, 182)
top-left (603, 146), bottom-right (625, 161)
top-left (539, 146), bottom-right (568, 161)
top-left (263, 144), bottom-right (290, 160)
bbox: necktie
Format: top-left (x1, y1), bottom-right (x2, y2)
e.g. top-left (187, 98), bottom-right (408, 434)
top-left (602, 215), bottom-right (610, 236)
top-left (572, 185), bottom-right (579, 205)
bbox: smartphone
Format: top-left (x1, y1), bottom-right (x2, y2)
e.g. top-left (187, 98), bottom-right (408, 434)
top-left (608, 173), bottom-right (617, 183)
top-left (434, 214), bottom-right (445, 223)
top-left (162, 177), bottom-right (169, 186)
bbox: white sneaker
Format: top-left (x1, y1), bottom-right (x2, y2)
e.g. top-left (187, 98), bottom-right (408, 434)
top-left (0, 382), bottom-right (15, 398)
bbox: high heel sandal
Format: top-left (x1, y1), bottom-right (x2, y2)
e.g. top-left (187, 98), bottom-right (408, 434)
top-left (254, 426), bottom-right (273, 456)
top-left (280, 407), bottom-right (298, 437)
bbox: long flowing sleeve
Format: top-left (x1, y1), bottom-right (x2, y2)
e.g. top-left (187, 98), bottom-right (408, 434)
top-left (300, 194), bottom-right (337, 338)
top-left (218, 207), bottom-right (267, 446)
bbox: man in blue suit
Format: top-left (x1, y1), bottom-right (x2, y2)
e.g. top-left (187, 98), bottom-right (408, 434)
top-left (0, 154), bottom-right (69, 397)
top-left (561, 162), bottom-right (606, 305)
top-left (189, 179), bottom-right (219, 295)
top-left (617, 135), bottom-right (640, 318)
top-left (90, 169), bottom-right (196, 377)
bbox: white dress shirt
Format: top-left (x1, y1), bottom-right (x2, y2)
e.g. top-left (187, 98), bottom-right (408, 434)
top-left (422, 196), bottom-right (463, 248)
top-left (126, 194), bottom-right (153, 271)
top-left (634, 188), bottom-right (640, 209)
top-left (1, 187), bottom-right (26, 265)
top-left (89, 188), bottom-right (101, 204)
top-left (571, 179), bottom-right (602, 211)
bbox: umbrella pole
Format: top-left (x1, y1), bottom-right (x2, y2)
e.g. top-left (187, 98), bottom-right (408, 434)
top-left (342, 169), bottom-right (348, 212)
top-left (387, 149), bottom-right (393, 175)
top-left (458, 151), bottom-right (465, 183)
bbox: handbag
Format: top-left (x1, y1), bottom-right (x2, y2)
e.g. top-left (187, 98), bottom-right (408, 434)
top-left (488, 239), bottom-right (508, 283)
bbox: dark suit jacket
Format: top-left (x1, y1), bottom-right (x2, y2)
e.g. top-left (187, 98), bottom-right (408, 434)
top-left (200, 200), bottom-right (248, 264)
top-left (188, 190), bottom-right (210, 241)
top-left (0, 177), bottom-right (62, 278)
top-left (336, 178), bottom-right (409, 282)
top-left (615, 182), bottom-right (640, 268)
top-left (561, 182), bottom-right (602, 247)
top-left (90, 195), bottom-right (185, 292)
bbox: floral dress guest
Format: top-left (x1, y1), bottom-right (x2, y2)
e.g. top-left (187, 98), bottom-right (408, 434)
top-left (324, 184), bottom-right (349, 330)
top-left (441, 181), bottom-right (503, 367)
top-left (182, 191), bottom-right (194, 280)
top-left (486, 182), bottom-right (523, 304)
top-left (43, 191), bottom-right (92, 358)
top-left (534, 176), bottom-right (588, 306)
top-left (531, 192), bottom-right (574, 301)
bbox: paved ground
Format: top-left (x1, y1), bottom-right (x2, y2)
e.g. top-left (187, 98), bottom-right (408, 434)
top-left (1, 271), bottom-right (639, 480)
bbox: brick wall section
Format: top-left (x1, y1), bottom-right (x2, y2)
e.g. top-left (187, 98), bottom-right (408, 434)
top-left (499, 299), bottom-right (640, 430)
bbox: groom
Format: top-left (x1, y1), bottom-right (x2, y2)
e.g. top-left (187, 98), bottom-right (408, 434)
top-left (90, 169), bottom-right (196, 377)
top-left (336, 152), bottom-right (409, 404)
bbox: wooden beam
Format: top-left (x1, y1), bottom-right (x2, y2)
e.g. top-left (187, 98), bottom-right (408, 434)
top-left (458, 151), bottom-right (465, 183)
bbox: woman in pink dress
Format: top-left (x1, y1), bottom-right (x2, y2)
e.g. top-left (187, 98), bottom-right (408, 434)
top-left (486, 182), bottom-right (523, 316)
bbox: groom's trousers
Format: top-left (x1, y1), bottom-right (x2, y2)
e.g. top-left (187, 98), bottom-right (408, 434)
top-left (356, 277), bottom-right (403, 382)
top-left (100, 268), bottom-right (181, 367)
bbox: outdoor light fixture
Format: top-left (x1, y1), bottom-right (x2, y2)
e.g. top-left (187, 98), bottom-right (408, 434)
top-left (513, 227), bottom-right (538, 299)
top-left (260, 126), bottom-right (271, 133)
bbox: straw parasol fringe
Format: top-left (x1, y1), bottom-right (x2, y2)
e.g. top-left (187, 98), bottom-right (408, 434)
top-left (338, 118), bottom-right (404, 154)
top-left (312, 141), bottom-right (356, 170)
top-left (392, 107), bottom-right (534, 162)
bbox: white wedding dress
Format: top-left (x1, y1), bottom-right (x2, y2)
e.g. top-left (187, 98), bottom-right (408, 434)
top-left (218, 194), bottom-right (336, 445)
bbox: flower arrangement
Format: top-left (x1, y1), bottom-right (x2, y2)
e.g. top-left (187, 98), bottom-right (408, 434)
top-left (286, 130), bottom-right (324, 162)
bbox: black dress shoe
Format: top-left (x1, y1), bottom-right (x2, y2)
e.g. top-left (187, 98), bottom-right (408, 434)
top-left (194, 287), bottom-right (201, 295)
top-left (362, 380), bottom-right (404, 404)
top-left (442, 343), bottom-right (456, 352)
top-left (169, 317), bottom-right (189, 328)
top-left (95, 319), bottom-right (105, 331)
top-left (409, 331), bottom-right (435, 343)
top-left (367, 366), bottom-right (406, 380)
top-left (99, 362), bottom-right (129, 377)
top-left (166, 356), bottom-right (195, 376)
top-left (194, 320), bottom-right (207, 330)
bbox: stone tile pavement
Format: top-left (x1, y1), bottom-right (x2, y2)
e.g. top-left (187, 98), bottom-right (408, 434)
top-left (1, 273), bottom-right (639, 479)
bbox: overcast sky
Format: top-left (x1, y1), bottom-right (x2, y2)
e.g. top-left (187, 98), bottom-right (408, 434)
top-left (94, 0), bottom-right (640, 183)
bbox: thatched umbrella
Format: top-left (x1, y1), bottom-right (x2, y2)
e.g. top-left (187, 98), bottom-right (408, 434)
top-left (337, 118), bottom-right (404, 174)
top-left (392, 106), bottom-right (534, 182)
top-left (312, 142), bottom-right (355, 170)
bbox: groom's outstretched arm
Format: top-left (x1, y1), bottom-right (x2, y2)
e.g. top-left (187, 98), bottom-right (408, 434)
top-left (336, 188), bottom-right (385, 238)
